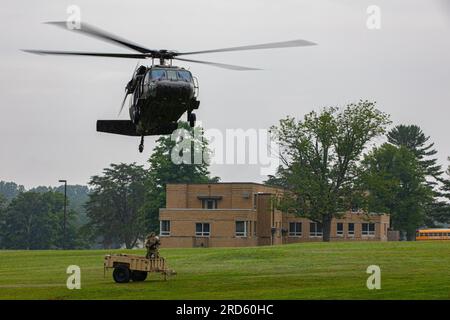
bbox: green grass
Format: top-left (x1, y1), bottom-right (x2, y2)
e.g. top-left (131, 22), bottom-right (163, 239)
top-left (0, 241), bottom-right (449, 300)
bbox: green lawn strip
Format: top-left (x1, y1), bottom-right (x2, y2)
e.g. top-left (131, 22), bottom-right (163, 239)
top-left (0, 242), bottom-right (448, 299)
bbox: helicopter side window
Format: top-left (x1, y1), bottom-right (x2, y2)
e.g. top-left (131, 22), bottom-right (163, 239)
top-left (177, 70), bottom-right (192, 82)
top-left (151, 70), bottom-right (166, 80)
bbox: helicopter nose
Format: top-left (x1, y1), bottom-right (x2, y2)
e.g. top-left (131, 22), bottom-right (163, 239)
top-left (153, 82), bottom-right (193, 100)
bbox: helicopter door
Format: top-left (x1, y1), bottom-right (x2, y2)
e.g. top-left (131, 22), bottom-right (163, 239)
top-left (133, 75), bottom-right (144, 102)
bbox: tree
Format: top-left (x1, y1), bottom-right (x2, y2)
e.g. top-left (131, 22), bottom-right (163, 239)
top-left (265, 166), bottom-right (289, 188)
top-left (0, 184), bottom-right (88, 249)
top-left (360, 144), bottom-right (433, 240)
top-left (30, 185), bottom-right (90, 226)
top-left (388, 124), bottom-right (449, 227)
top-left (0, 195), bottom-right (6, 247)
top-left (0, 194), bottom-right (6, 213)
top-left (40, 191), bottom-right (79, 249)
top-left (0, 181), bottom-right (25, 202)
top-left (0, 191), bottom-right (68, 249)
top-left (85, 163), bottom-right (147, 249)
top-left (387, 124), bottom-right (443, 183)
top-left (270, 100), bottom-right (390, 241)
top-left (429, 157), bottom-right (450, 225)
top-left (441, 158), bottom-right (450, 200)
top-left (424, 200), bottom-right (450, 227)
top-left (143, 123), bottom-right (219, 232)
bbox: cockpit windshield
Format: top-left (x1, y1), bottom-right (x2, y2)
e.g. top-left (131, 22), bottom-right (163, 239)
top-left (167, 70), bottom-right (178, 81)
top-left (177, 70), bottom-right (192, 82)
top-left (151, 69), bottom-right (166, 80)
top-left (150, 69), bottom-right (192, 82)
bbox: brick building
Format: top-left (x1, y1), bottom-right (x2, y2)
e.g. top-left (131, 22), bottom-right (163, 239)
top-left (159, 183), bottom-right (390, 248)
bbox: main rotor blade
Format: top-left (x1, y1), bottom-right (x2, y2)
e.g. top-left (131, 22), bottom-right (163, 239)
top-left (22, 49), bottom-right (148, 59)
top-left (175, 57), bottom-right (260, 71)
top-left (46, 21), bottom-right (157, 54)
top-left (118, 93), bottom-right (129, 116)
top-left (177, 39), bottom-right (317, 56)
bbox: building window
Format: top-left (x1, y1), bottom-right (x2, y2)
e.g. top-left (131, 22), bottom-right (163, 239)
top-left (195, 223), bottom-right (210, 237)
top-left (235, 221), bottom-right (248, 237)
top-left (309, 222), bottom-right (323, 237)
top-left (253, 221), bottom-right (257, 236)
top-left (289, 222), bottom-right (302, 237)
top-left (202, 199), bottom-right (218, 209)
top-left (348, 223), bottom-right (355, 236)
top-left (362, 223), bottom-right (375, 236)
top-left (336, 222), bottom-right (343, 236)
top-left (160, 220), bottom-right (170, 236)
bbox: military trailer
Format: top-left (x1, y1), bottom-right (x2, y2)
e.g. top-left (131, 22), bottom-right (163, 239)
top-left (104, 254), bottom-right (175, 283)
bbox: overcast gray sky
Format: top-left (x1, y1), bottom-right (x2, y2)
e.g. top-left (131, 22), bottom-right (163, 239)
top-left (1, 0), bottom-right (450, 188)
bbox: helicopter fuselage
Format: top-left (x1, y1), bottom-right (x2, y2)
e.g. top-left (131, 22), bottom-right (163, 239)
top-left (96, 65), bottom-right (200, 142)
top-left (130, 65), bottom-right (200, 135)
top-left (25, 20), bottom-right (316, 152)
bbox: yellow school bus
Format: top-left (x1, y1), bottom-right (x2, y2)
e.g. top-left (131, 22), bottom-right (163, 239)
top-left (416, 229), bottom-right (450, 241)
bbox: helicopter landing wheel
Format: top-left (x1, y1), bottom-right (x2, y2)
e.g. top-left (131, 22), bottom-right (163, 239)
top-left (188, 112), bottom-right (196, 128)
top-left (139, 136), bottom-right (144, 153)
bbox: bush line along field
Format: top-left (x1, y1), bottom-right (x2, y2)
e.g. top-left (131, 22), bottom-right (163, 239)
top-left (0, 241), bottom-right (449, 300)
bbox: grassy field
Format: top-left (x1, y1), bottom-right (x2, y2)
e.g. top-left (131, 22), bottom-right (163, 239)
top-left (0, 241), bottom-right (449, 300)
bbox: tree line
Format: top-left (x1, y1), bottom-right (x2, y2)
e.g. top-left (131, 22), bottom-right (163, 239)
top-left (1, 105), bottom-right (449, 248)
top-left (268, 100), bottom-right (450, 241)
top-left (0, 123), bottom-right (218, 249)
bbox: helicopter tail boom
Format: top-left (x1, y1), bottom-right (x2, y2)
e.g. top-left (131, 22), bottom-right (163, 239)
top-left (97, 120), bottom-right (140, 136)
top-left (97, 120), bottom-right (178, 136)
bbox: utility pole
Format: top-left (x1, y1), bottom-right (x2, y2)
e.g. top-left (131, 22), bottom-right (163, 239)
top-left (59, 179), bottom-right (67, 250)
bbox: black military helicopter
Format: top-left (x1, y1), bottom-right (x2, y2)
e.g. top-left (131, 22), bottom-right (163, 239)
top-left (24, 22), bottom-right (316, 152)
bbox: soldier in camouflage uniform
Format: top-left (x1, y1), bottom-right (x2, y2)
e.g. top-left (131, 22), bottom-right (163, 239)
top-left (145, 232), bottom-right (161, 259)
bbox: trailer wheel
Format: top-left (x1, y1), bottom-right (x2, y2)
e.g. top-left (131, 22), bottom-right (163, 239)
top-left (113, 266), bottom-right (130, 283)
top-left (131, 271), bottom-right (147, 282)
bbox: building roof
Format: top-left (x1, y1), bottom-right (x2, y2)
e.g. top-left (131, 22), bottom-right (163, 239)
top-left (167, 182), bottom-right (285, 194)
top-left (167, 182), bottom-right (282, 188)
